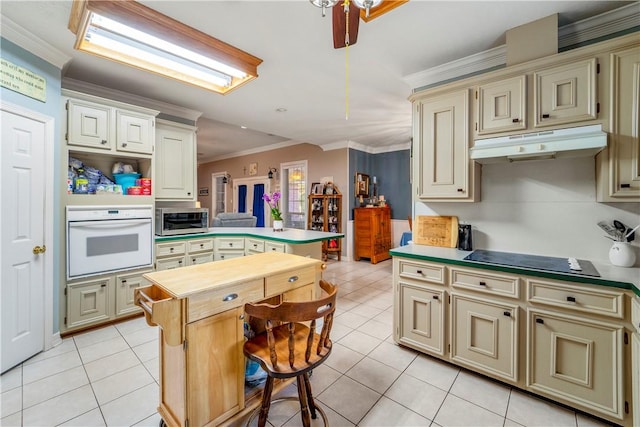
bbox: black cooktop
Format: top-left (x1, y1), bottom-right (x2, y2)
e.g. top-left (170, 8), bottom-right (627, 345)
top-left (463, 250), bottom-right (601, 277)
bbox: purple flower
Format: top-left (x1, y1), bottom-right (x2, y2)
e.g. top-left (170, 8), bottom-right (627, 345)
top-left (263, 191), bottom-right (282, 220)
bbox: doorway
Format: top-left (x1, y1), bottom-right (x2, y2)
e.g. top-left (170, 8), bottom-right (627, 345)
top-left (233, 176), bottom-right (271, 227)
top-left (1, 102), bottom-right (56, 373)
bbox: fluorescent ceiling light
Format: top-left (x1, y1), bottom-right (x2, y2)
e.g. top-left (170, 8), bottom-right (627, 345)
top-left (69, 1), bottom-right (262, 95)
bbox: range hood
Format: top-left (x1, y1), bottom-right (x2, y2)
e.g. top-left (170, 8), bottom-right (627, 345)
top-left (470, 124), bottom-right (607, 163)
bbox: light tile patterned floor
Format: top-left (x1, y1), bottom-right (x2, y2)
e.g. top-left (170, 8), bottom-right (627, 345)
top-left (0, 259), bottom-right (615, 427)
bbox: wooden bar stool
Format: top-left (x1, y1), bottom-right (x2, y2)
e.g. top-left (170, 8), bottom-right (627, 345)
top-left (243, 280), bottom-right (338, 427)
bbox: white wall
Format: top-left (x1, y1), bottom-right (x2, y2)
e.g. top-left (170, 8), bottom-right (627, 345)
top-left (415, 156), bottom-right (640, 265)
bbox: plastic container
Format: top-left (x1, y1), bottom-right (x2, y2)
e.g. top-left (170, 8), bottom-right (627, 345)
top-left (136, 178), bottom-right (152, 188)
top-left (73, 169), bottom-right (89, 194)
top-left (127, 186), bottom-right (143, 195)
top-left (113, 173), bottom-right (141, 194)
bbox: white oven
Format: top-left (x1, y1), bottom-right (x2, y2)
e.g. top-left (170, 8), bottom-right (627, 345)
top-left (66, 205), bottom-right (153, 279)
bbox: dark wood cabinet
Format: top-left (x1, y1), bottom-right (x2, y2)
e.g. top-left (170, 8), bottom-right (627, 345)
top-left (354, 207), bottom-right (391, 264)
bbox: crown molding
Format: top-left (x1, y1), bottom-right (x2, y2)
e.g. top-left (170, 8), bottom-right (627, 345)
top-left (558, 3), bottom-right (640, 48)
top-left (403, 3), bottom-right (638, 90)
top-left (403, 45), bottom-right (506, 90)
top-left (0, 16), bottom-right (71, 69)
top-left (62, 77), bottom-right (203, 121)
top-left (203, 139), bottom-right (303, 163)
top-left (344, 140), bottom-right (410, 154)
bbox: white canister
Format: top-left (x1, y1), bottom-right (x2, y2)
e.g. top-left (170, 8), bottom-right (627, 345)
top-left (608, 242), bottom-right (636, 267)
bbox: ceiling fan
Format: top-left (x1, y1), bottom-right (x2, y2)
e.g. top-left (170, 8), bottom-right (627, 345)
top-left (311, 0), bottom-right (409, 49)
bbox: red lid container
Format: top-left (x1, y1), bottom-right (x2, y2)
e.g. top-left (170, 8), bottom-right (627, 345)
top-left (136, 178), bottom-right (152, 188)
top-left (127, 186), bottom-right (143, 195)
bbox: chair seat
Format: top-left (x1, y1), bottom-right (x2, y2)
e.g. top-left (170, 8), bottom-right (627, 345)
top-left (244, 323), bottom-right (332, 378)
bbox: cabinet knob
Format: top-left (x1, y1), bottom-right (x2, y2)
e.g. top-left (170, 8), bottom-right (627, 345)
top-left (512, 118), bottom-right (520, 123)
top-left (479, 281), bottom-right (487, 286)
top-left (101, 139), bottom-right (107, 144)
top-left (239, 314), bottom-right (245, 320)
top-left (178, 260), bottom-right (182, 264)
top-left (457, 188), bottom-right (464, 193)
top-left (432, 295), bottom-right (439, 300)
top-left (122, 143), bottom-right (128, 147)
top-left (416, 269), bottom-right (423, 275)
top-left (503, 311), bottom-right (511, 317)
top-left (535, 318), bottom-right (544, 324)
top-left (288, 276), bottom-right (299, 282)
top-left (542, 113), bottom-right (550, 119)
top-left (222, 293), bottom-right (238, 302)
top-left (566, 296), bottom-right (576, 302)
top-left (170, 247), bottom-right (174, 252)
top-left (200, 243), bottom-right (204, 248)
top-left (187, 192), bottom-right (191, 196)
top-left (121, 279), bottom-right (127, 284)
top-left (101, 283), bottom-right (106, 288)
top-left (621, 184), bottom-right (631, 188)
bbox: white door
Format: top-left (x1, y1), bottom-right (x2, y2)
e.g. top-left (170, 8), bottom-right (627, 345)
top-left (1, 108), bottom-right (47, 373)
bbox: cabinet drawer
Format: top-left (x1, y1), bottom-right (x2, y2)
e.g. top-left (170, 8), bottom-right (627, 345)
top-left (265, 241), bottom-right (285, 253)
top-left (215, 237), bottom-right (245, 250)
top-left (633, 296), bottom-right (640, 332)
top-left (156, 255), bottom-right (186, 271)
top-left (398, 260), bottom-right (445, 285)
top-left (156, 241), bottom-right (186, 258)
top-left (134, 284), bottom-right (183, 346)
top-left (187, 238), bottom-right (214, 253)
top-left (187, 279), bottom-right (264, 322)
top-left (215, 252), bottom-right (245, 261)
top-left (246, 238), bottom-right (265, 253)
top-left (188, 252), bottom-right (213, 266)
top-left (265, 267), bottom-right (315, 297)
top-left (527, 279), bottom-right (624, 319)
top-left (450, 267), bottom-right (520, 298)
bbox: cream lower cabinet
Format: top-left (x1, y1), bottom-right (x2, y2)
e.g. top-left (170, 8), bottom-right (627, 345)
top-left (392, 255), bottom-right (634, 426)
top-left (155, 238), bottom-right (214, 271)
top-left (66, 268), bottom-right (149, 331)
top-left (451, 293), bottom-right (518, 382)
top-left (214, 236), bottom-right (245, 261)
top-left (398, 282), bottom-right (445, 355)
top-left (527, 309), bottom-right (624, 420)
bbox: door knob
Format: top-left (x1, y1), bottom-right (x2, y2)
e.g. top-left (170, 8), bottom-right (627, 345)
top-left (33, 245), bottom-right (46, 254)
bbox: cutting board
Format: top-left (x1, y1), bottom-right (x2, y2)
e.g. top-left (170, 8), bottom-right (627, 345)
top-left (413, 216), bottom-right (459, 248)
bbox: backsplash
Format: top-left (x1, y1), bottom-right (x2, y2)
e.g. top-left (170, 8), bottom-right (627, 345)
top-left (415, 156), bottom-right (640, 265)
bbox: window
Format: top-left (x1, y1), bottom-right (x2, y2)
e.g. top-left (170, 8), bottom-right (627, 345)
top-left (211, 172), bottom-right (228, 219)
top-left (280, 161), bottom-right (307, 230)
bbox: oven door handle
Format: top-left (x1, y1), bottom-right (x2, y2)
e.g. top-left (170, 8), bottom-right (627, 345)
top-left (68, 219), bottom-right (151, 229)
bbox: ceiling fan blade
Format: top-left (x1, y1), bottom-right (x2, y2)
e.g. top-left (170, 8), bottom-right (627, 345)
top-left (332, 2), bottom-right (359, 49)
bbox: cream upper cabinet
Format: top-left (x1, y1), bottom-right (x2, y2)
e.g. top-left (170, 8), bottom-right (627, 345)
top-left (155, 120), bottom-right (196, 200)
top-left (414, 89), bottom-right (480, 201)
top-left (477, 75), bottom-right (527, 134)
top-left (67, 98), bottom-right (155, 155)
top-left (115, 110), bottom-right (154, 154)
top-left (597, 46), bottom-right (640, 201)
top-left (534, 58), bottom-right (598, 128)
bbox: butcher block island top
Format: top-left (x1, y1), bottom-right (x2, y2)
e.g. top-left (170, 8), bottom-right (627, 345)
top-left (142, 251), bottom-right (325, 298)
top-left (134, 252), bottom-right (327, 427)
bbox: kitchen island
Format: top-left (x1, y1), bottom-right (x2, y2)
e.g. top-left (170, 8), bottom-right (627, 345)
top-left (135, 252), bottom-right (326, 427)
top-left (390, 244), bottom-right (639, 427)
top-left (155, 227), bottom-right (344, 265)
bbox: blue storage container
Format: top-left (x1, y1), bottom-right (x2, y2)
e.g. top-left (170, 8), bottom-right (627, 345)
top-left (113, 173), bottom-right (141, 194)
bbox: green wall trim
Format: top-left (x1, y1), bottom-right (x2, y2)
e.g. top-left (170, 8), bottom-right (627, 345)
top-left (156, 231), bottom-right (344, 245)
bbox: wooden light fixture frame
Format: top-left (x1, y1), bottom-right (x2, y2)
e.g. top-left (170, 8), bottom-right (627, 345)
top-left (68, 0), bottom-right (263, 95)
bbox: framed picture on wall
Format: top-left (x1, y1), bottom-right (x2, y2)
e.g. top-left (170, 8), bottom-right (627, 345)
top-left (312, 182), bottom-right (324, 195)
top-left (355, 173), bottom-right (369, 197)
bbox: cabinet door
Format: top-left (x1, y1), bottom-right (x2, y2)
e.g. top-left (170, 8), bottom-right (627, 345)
top-left (416, 90), bottom-right (473, 199)
top-left (353, 209), bottom-right (372, 260)
top-left (115, 270), bottom-right (150, 317)
top-left (534, 58), bottom-right (597, 127)
top-left (632, 332), bottom-right (640, 427)
top-left (67, 100), bottom-right (111, 150)
top-left (607, 47), bottom-right (640, 198)
top-left (116, 110), bottom-right (154, 154)
top-left (527, 309), bottom-right (623, 420)
top-left (477, 75), bottom-right (527, 134)
top-left (283, 283), bottom-right (314, 302)
top-left (67, 277), bottom-right (111, 328)
top-left (398, 282), bottom-right (445, 355)
top-left (156, 123), bottom-right (195, 199)
top-left (451, 293), bottom-right (518, 382)
top-left (186, 306), bottom-right (244, 426)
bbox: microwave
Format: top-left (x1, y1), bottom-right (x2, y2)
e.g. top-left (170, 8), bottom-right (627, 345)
top-left (155, 207), bottom-right (209, 236)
